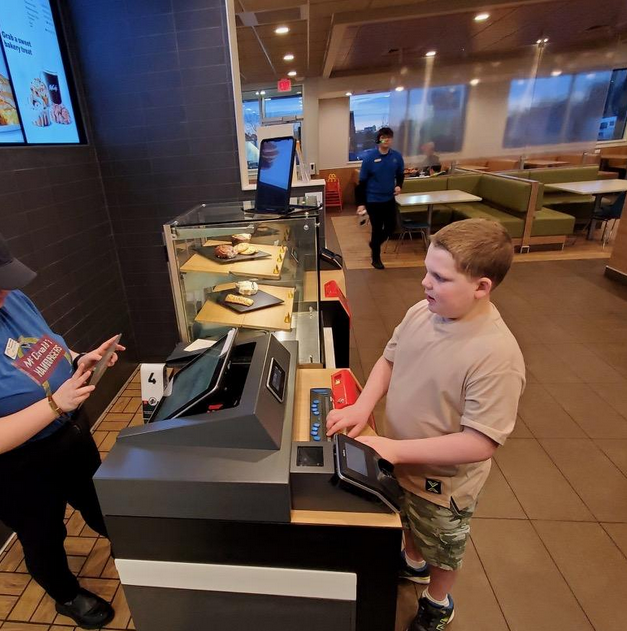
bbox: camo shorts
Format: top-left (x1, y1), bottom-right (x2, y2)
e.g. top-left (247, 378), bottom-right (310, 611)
top-left (401, 490), bottom-right (476, 571)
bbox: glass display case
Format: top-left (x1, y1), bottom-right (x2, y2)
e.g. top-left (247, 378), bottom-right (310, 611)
top-left (163, 202), bottom-right (323, 365)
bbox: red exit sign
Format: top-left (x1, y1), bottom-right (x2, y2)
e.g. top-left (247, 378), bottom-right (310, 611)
top-left (277, 78), bottom-right (292, 92)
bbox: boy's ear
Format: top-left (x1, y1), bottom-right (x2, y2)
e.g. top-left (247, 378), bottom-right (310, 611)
top-left (475, 277), bottom-right (493, 296)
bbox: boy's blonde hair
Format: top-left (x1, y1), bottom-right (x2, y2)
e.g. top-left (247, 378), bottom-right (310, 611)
top-left (430, 218), bottom-right (513, 287)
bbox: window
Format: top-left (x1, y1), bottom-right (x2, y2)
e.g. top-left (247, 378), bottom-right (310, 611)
top-left (349, 92), bottom-right (390, 161)
top-left (349, 85), bottom-right (468, 161)
top-left (264, 94), bottom-right (302, 118)
top-left (503, 71), bottom-right (613, 148)
top-left (599, 68), bottom-right (627, 141)
top-left (241, 86), bottom-right (303, 170)
top-left (242, 98), bottom-right (261, 169)
top-left (0, 0), bottom-right (84, 145)
top-left (399, 84), bottom-right (467, 153)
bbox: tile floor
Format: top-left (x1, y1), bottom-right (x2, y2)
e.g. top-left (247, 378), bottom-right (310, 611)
top-left (0, 378), bottom-right (142, 631)
top-left (345, 258), bottom-right (627, 631)
top-left (1, 256), bottom-right (627, 630)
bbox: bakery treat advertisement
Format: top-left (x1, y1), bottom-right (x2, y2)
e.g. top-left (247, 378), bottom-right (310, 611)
top-left (0, 0), bottom-right (79, 143)
top-left (0, 52), bottom-right (24, 143)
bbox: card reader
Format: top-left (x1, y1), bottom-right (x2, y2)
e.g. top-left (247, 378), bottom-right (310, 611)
top-left (290, 434), bottom-right (403, 513)
top-left (334, 434), bottom-right (403, 513)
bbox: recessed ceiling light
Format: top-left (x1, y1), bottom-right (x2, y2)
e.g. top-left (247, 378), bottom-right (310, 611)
top-left (474, 13), bottom-right (490, 22)
top-left (551, 69), bottom-right (562, 76)
top-left (470, 78), bottom-right (480, 86)
top-left (543, 37), bottom-right (549, 43)
top-left (275, 26), bottom-right (289, 35)
top-left (426, 50), bottom-right (437, 57)
top-left (283, 53), bottom-right (294, 61)
top-left (537, 37), bottom-right (549, 44)
top-left (255, 91), bottom-right (259, 95)
top-left (287, 70), bottom-right (297, 77)
top-left (395, 86), bottom-right (404, 92)
top-left (345, 91), bottom-right (352, 96)
top-left (260, 90), bottom-right (266, 95)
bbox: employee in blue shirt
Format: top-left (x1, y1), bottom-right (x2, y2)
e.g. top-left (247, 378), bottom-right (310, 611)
top-left (357, 127), bottom-right (405, 269)
top-left (0, 234), bottom-right (124, 629)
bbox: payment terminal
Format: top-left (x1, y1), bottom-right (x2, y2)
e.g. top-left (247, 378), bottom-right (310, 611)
top-left (290, 433), bottom-right (403, 514)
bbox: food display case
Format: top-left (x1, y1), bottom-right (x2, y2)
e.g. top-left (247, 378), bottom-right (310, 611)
top-left (163, 202), bottom-right (324, 365)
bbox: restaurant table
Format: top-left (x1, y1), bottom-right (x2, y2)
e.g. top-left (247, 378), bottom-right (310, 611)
top-left (547, 179), bottom-right (627, 239)
top-left (458, 164), bottom-right (489, 171)
top-left (524, 159), bottom-right (571, 168)
top-left (599, 154), bottom-right (627, 169)
top-left (396, 189), bottom-right (482, 237)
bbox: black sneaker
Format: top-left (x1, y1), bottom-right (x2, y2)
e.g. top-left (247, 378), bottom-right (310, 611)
top-left (372, 259), bottom-right (385, 270)
top-left (56, 587), bottom-right (115, 629)
top-left (399, 553), bottom-right (431, 584)
top-left (408, 594), bottom-right (455, 631)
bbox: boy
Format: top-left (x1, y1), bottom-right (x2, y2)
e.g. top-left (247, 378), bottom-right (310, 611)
top-left (326, 219), bottom-right (525, 631)
top-left (356, 127), bottom-right (405, 269)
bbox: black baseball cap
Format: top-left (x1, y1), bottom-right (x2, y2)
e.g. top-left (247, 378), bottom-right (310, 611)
top-left (0, 233), bottom-right (37, 290)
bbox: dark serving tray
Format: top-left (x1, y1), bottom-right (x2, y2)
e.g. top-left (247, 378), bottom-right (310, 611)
top-left (193, 245), bottom-right (272, 264)
top-left (211, 288), bottom-right (284, 313)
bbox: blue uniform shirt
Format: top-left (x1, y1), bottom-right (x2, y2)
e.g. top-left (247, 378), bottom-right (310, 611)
top-left (359, 148), bottom-right (405, 203)
top-left (0, 291), bottom-right (73, 443)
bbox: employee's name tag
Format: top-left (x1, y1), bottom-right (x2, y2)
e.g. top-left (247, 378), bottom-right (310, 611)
top-left (374, 158), bottom-right (382, 163)
top-left (5, 338), bottom-right (19, 360)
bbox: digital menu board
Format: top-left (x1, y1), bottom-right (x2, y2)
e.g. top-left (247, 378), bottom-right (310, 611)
top-left (0, 50), bottom-right (24, 143)
top-left (0, 0), bottom-right (81, 144)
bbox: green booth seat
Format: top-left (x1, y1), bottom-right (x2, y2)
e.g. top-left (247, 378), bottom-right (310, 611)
top-left (445, 174), bottom-right (482, 194)
top-left (531, 208), bottom-right (576, 237)
top-left (526, 165), bottom-right (599, 185)
top-left (450, 203), bottom-right (575, 239)
top-left (449, 203), bottom-right (525, 238)
top-left (401, 178), bottom-right (447, 194)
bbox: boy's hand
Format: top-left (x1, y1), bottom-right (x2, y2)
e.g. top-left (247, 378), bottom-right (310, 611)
top-left (356, 435), bottom-right (400, 465)
top-left (326, 405), bottom-right (369, 438)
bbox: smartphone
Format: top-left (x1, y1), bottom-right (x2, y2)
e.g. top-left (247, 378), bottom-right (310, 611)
top-left (88, 334), bottom-right (122, 387)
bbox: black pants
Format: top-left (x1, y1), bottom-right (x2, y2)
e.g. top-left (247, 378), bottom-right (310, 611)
top-left (0, 421), bottom-right (107, 603)
top-left (367, 198), bottom-right (397, 261)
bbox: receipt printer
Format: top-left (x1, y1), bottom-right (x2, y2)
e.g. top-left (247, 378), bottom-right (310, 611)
top-left (290, 434), bottom-right (403, 513)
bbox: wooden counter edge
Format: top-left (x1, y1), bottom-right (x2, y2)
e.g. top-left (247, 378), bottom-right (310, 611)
top-left (291, 509), bottom-right (401, 528)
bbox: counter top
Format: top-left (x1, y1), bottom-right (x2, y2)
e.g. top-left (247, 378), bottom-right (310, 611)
top-left (290, 368), bottom-right (401, 529)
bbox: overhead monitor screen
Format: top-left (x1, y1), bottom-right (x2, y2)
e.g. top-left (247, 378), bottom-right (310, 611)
top-left (0, 0), bottom-right (81, 144)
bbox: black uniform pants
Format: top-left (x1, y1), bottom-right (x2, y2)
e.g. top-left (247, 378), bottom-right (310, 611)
top-left (0, 421), bottom-right (107, 603)
top-left (366, 198), bottom-right (397, 261)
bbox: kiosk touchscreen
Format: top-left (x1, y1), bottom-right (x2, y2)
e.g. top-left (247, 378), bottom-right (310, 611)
top-left (255, 136), bottom-right (296, 214)
top-left (334, 434), bottom-right (403, 513)
top-left (150, 328), bottom-right (237, 422)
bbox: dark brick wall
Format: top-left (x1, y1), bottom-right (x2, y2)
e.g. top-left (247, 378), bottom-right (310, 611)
top-left (0, 146), bottom-right (132, 354)
top-left (66, 0), bottom-right (243, 360)
top-left (0, 4), bottom-right (137, 428)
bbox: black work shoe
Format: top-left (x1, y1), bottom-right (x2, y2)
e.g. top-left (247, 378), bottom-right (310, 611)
top-left (372, 259), bottom-right (385, 270)
top-left (56, 588), bottom-right (115, 629)
top-left (408, 594), bottom-right (455, 631)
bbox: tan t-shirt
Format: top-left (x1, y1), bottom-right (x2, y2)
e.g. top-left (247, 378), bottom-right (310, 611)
top-left (382, 299), bottom-right (525, 509)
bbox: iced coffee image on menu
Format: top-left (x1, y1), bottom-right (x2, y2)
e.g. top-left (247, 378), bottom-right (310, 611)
top-left (43, 70), bottom-right (72, 125)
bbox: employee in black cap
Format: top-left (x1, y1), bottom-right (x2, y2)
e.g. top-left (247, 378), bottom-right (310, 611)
top-left (0, 233), bottom-right (124, 629)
